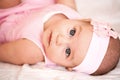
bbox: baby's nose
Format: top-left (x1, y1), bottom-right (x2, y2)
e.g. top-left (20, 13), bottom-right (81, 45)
top-left (56, 34), bottom-right (68, 46)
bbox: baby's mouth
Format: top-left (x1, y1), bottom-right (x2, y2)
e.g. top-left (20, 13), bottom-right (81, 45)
top-left (48, 32), bottom-right (52, 46)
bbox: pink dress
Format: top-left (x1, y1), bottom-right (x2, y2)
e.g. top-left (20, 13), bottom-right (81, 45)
top-left (0, 1), bottom-right (81, 65)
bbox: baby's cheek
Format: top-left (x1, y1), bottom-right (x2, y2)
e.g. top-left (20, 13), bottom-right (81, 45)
top-left (46, 48), bottom-right (59, 60)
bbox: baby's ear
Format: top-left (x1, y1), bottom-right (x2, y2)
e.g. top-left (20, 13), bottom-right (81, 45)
top-left (66, 67), bottom-right (73, 71)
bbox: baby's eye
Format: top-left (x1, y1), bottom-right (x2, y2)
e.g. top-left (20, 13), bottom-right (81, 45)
top-left (65, 48), bottom-right (71, 57)
top-left (69, 28), bottom-right (76, 36)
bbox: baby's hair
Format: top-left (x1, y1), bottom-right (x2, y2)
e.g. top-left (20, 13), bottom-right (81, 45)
top-left (92, 37), bottom-right (120, 75)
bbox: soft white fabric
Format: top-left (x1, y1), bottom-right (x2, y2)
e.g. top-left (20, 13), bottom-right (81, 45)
top-left (75, 0), bottom-right (120, 38)
top-left (0, 0), bottom-right (120, 80)
top-left (0, 61), bottom-right (120, 80)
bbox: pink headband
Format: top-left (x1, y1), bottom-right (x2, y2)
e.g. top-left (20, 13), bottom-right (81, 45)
top-left (73, 20), bottom-right (118, 74)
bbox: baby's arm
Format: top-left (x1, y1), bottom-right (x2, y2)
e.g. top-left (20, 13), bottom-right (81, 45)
top-left (0, 0), bottom-right (21, 9)
top-left (55, 0), bottom-right (77, 10)
top-left (0, 38), bottom-right (44, 65)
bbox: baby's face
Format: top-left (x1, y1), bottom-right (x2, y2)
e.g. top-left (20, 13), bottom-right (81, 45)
top-left (42, 19), bottom-right (93, 68)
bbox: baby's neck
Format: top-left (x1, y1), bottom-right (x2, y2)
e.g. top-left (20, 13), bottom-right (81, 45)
top-left (44, 14), bottom-right (67, 30)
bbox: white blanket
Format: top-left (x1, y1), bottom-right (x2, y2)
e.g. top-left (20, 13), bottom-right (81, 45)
top-left (76, 0), bottom-right (120, 37)
top-left (0, 0), bottom-right (120, 80)
top-left (0, 61), bottom-right (120, 80)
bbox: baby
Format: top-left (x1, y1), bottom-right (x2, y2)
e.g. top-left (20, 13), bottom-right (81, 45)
top-left (45, 17), bottom-right (120, 75)
top-left (0, 0), bottom-right (120, 75)
top-left (42, 6), bottom-right (120, 75)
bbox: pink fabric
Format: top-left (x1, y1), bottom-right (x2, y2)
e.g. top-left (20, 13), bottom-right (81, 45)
top-left (92, 21), bottom-right (118, 38)
top-left (73, 20), bottom-right (118, 74)
top-left (0, 0), bottom-right (55, 19)
top-left (0, 4), bottom-right (81, 65)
